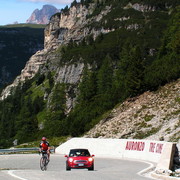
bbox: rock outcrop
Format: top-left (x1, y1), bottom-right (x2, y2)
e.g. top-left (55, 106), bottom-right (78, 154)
top-left (0, 49), bottom-right (48, 99)
top-left (44, 4), bottom-right (111, 50)
top-left (124, 3), bottom-right (156, 12)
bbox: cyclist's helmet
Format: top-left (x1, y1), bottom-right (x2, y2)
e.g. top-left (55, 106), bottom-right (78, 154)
top-left (42, 137), bottom-right (46, 141)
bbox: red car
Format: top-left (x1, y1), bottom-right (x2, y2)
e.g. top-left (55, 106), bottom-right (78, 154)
top-left (65, 148), bottom-right (94, 171)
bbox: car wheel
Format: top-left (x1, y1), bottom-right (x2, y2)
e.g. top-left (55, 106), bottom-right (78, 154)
top-left (88, 163), bottom-right (94, 171)
top-left (66, 162), bottom-right (71, 171)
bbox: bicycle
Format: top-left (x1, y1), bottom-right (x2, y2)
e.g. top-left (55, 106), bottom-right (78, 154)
top-left (40, 150), bottom-right (49, 171)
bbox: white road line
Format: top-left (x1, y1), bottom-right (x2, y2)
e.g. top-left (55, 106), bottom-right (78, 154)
top-left (137, 161), bottom-right (156, 179)
top-left (8, 170), bottom-right (28, 180)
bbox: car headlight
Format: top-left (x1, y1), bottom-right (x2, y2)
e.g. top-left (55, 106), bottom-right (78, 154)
top-left (68, 158), bottom-right (73, 162)
top-left (88, 157), bottom-right (93, 162)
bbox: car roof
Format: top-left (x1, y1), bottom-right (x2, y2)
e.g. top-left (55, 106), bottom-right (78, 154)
top-left (70, 148), bottom-right (89, 151)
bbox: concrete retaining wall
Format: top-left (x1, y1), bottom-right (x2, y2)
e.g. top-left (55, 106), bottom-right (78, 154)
top-left (56, 138), bottom-right (176, 170)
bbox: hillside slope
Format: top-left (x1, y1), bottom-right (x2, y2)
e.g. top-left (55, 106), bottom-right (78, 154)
top-left (85, 79), bottom-right (180, 143)
top-left (0, 0), bottom-right (179, 147)
top-left (0, 24), bottom-right (44, 88)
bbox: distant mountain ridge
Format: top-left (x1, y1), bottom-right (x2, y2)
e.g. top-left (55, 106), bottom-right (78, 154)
top-left (26, 4), bottom-right (59, 24)
top-left (0, 24), bottom-right (44, 88)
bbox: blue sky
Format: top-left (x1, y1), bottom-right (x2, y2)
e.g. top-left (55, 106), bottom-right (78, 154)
top-left (0, 0), bottom-right (75, 25)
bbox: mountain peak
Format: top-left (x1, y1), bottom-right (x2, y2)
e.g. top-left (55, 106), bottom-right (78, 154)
top-left (26, 4), bottom-right (59, 24)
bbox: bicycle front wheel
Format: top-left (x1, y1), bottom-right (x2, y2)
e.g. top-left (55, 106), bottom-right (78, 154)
top-left (40, 157), bottom-right (47, 171)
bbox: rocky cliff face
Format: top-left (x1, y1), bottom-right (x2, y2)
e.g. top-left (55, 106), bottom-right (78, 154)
top-left (44, 4), bottom-right (111, 50)
top-left (26, 5), bottom-right (59, 24)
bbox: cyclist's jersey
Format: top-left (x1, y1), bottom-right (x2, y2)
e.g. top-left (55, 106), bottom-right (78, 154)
top-left (39, 141), bottom-right (50, 151)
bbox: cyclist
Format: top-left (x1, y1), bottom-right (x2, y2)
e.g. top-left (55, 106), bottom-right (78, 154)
top-left (39, 137), bottom-right (51, 161)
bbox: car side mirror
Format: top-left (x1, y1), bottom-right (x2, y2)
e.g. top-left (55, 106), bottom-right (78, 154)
top-left (64, 155), bottom-right (68, 157)
top-left (91, 154), bottom-right (95, 157)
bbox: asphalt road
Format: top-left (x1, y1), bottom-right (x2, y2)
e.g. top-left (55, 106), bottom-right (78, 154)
top-left (0, 154), bottom-right (155, 180)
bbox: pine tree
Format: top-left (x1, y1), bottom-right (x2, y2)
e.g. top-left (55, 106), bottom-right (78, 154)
top-left (97, 54), bottom-right (113, 95)
top-left (43, 83), bottom-right (67, 137)
top-left (71, 0), bottom-right (78, 7)
top-left (50, 84), bottom-right (66, 113)
top-left (114, 43), bottom-right (145, 99)
top-left (77, 65), bottom-right (97, 103)
top-left (125, 46), bottom-right (145, 97)
top-left (96, 54), bottom-right (114, 110)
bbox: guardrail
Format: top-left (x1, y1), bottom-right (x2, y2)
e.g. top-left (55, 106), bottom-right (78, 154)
top-left (0, 147), bottom-right (55, 154)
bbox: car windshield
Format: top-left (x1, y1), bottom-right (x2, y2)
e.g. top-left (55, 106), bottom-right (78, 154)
top-left (69, 149), bottom-right (90, 157)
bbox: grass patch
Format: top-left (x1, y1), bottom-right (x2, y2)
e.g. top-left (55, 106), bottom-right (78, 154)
top-left (134, 126), bottom-right (161, 139)
top-left (169, 132), bottom-right (180, 142)
top-left (175, 97), bottom-right (180, 104)
top-left (37, 111), bottom-right (47, 124)
top-left (144, 114), bottom-right (155, 122)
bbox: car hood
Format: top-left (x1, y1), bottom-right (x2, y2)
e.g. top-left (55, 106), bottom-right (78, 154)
top-left (68, 156), bottom-right (92, 160)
